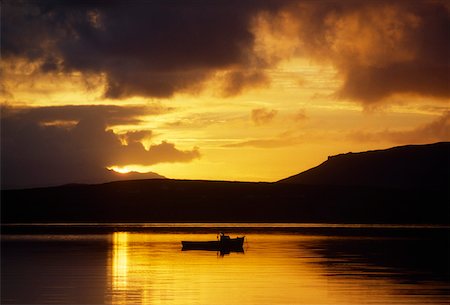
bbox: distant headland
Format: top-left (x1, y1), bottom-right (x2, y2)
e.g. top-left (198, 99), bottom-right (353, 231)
top-left (2, 142), bottom-right (448, 224)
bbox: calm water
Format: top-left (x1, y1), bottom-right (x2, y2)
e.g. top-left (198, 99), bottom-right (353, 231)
top-left (1, 224), bottom-right (449, 304)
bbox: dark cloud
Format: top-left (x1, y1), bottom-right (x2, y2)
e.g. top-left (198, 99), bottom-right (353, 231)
top-left (1, 105), bottom-right (200, 189)
top-left (285, 0), bottom-right (450, 103)
top-left (1, 104), bottom-right (169, 126)
top-left (1, 0), bottom-right (281, 99)
top-left (1, 1), bottom-right (448, 103)
top-left (221, 70), bottom-right (270, 97)
top-left (119, 130), bottom-right (153, 145)
top-left (251, 107), bottom-right (278, 125)
top-left (348, 112), bottom-right (450, 144)
top-left (339, 61), bottom-right (450, 103)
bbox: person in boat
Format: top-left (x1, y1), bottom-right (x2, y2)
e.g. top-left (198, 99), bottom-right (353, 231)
top-left (219, 232), bottom-right (230, 242)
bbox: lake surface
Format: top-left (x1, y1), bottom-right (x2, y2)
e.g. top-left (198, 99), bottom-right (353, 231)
top-left (2, 224), bottom-right (449, 304)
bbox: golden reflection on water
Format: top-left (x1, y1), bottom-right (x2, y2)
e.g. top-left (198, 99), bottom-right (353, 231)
top-left (105, 233), bottom-right (449, 305)
top-left (2, 230), bottom-right (448, 304)
top-left (111, 232), bottom-right (128, 304)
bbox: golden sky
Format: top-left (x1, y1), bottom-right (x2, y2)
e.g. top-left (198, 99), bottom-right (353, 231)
top-left (1, 0), bottom-right (449, 188)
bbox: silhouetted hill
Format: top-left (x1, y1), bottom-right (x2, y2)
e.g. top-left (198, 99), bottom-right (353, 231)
top-left (1, 168), bottom-right (165, 190)
top-left (105, 169), bottom-right (166, 183)
top-left (2, 143), bottom-right (448, 224)
top-left (2, 178), bottom-right (448, 224)
top-left (279, 142), bottom-right (450, 189)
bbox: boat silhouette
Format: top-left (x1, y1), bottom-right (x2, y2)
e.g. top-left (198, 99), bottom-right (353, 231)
top-left (182, 233), bottom-right (244, 252)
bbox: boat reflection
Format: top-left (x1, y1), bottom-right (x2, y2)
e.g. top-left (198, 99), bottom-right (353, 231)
top-left (182, 247), bottom-right (245, 257)
top-left (181, 233), bottom-right (245, 256)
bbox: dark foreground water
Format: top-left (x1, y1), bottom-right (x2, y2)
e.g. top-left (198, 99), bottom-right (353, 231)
top-left (2, 224), bottom-right (449, 304)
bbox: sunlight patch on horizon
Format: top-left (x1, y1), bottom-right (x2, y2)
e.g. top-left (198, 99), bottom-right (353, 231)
top-left (107, 166), bottom-right (134, 174)
top-left (107, 166), bottom-right (136, 174)
top-left (107, 165), bottom-right (155, 174)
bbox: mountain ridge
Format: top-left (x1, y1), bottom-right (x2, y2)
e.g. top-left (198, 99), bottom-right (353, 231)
top-left (279, 142), bottom-right (449, 189)
top-left (2, 142), bottom-right (448, 224)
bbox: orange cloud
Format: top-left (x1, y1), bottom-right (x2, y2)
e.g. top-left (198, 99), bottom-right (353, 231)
top-left (257, 1), bottom-right (449, 104)
top-left (292, 109), bottom-right (307, 122)
top-left (119, 130), bottom-right (153, 145)
top-left (348, 112), bottom-right (450, 144)
top-left (251, 108), bottom-right (278, 125)
top-left (2, 1), bottom-right (448, 104)
top-left (1, 1), bottom-right (281, 99)
top-left (221, 70), bottom-right (270, 97)
top-left (223, 138), bottom-right (296, 148)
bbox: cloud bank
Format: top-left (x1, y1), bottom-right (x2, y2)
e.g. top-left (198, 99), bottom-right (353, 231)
top-left (2, 0), bottom-right (448, 104)
top-left (349, 112), bottom-right (450, 144)
top-left (1, 105), bottom-right (200, 188)
top-left (2, 0), bottom-right (279, 99)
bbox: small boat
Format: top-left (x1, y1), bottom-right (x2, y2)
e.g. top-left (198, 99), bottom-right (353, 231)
top-left (182, 233), bottom-right (245, 251)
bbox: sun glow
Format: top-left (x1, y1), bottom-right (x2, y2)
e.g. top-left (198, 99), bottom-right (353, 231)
top-left (108, 166), bottom-right (133, 174)
top-left (107, 165), bottom-right (156, 174)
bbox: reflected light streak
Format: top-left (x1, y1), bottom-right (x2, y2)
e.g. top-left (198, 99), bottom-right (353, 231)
top-left (112, 232), bottom-right (128, 294)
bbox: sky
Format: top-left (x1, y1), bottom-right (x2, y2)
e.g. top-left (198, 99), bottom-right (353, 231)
top-left (1, 0), bottom-right (449, 189)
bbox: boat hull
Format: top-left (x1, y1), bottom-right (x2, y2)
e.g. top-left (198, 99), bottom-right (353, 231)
top-left (182, 237), bottom-right (244, 251)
